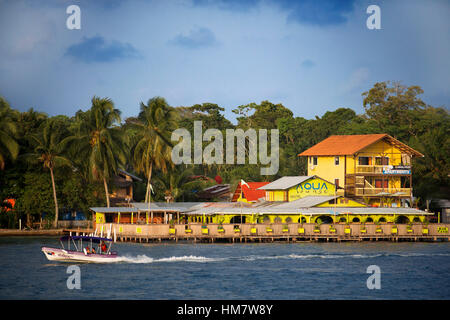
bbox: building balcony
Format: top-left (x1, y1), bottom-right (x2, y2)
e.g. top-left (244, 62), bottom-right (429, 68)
top-left (354, 165), bottom-right (411, 175)
top-left (351, 187), bottom-right (412, 197)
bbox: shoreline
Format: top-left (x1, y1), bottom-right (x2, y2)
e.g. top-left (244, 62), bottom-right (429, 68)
top-left (0, 229), bottom-right (65, 237)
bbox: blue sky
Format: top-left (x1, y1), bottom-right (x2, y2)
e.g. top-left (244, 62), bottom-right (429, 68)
top-left (0, 0), bottom-right (448, 122)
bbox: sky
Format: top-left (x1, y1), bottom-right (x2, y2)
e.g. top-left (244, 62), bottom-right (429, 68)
top-left (0, 0), bottom-right (449, 123)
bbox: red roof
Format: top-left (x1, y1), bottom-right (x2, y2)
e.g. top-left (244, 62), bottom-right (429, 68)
top-left (2, 198), bottom-right (15, 212)
top-left (298, 134), bottom-right (423, 157)
top-left (232, 182), bottom-right (269, 202)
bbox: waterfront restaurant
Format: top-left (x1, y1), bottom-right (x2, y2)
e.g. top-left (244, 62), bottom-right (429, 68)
top-left (91, 175), bottom-right (432, 228)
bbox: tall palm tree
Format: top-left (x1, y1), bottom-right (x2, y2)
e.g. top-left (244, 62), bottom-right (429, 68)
top-left (25, 119), bottom-right (71, 228)
top-left (64, 97), bottom-right (127, 207)
top-left (0, 97), bottom-right (19, 169)
top-left (131, 97), bottom-right (178, 203)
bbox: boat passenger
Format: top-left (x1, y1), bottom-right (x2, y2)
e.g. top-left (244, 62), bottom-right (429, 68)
top-left (101, 241), bottom-right (107, 253)
top-left (91, 247), bottom-right (96, 254)
top-left (86, 247), bottom-right (91, 254)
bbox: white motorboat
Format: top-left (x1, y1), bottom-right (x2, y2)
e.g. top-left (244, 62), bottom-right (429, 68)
top-left (42, 235), bottom-right (122, 263)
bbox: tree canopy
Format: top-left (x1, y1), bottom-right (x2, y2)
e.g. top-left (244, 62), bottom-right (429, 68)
top-left (0, 81), bottom-right (448, 227)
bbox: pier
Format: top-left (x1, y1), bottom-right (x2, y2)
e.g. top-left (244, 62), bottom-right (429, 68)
top-left (69, 223), bottom-right (450, 243)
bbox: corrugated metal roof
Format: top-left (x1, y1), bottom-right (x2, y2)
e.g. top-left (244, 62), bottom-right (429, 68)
top-left (257, 176), bottom-right (313, 190)
top-left (92, 202), bottom-right (431, 215)
top-left (118, 169), bottom-right (143, 182)
top-left (131, 202), bottom-right (204, 212)
top-left (90, 207), bottom-right (138, 213)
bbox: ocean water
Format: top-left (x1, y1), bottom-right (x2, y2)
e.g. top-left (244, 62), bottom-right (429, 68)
top-left (0, 237), bottom-right (449, 300)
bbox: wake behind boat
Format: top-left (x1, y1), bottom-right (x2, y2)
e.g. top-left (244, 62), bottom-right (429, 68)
top-left (42, 235), bottom-right (121, 263)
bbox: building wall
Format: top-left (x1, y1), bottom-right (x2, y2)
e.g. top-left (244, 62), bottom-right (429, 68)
top-left (96, 212), bottom-right (105, 224)
top-left (307, 156), bottom-right (345, 187)
top-left (356, 140), bottom-right (405, 164)
top-left (266, 190), bottom-right (288, 201)
top-left (265, 177), bottom-right (337, 202)
top-left (315, 198), bottom-right (366, 207)
top-left (205, 213), bottom-right (427, 224)
top-left (307, 139), bottom-right (407, 177)
top-left (288, 177), bottom-right (337, 201)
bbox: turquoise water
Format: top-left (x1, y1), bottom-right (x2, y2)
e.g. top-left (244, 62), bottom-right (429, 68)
top-left (0, 237), bottom-right (449, 299)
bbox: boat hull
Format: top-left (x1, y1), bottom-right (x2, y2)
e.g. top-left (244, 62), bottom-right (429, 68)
top-left (41, 247), bottom-right (122, 263)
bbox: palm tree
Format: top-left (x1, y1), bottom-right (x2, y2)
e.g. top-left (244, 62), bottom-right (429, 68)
top-left (131, 97), bottom-right (178, 203)
top-left (155, 167), bottom-right (212, 202)
top-left (25, 119), bottom-right (71, 228)
top-left (0, 97), bottom-right (19, 169)
top-left (63, 96), bottom-right (127, 207)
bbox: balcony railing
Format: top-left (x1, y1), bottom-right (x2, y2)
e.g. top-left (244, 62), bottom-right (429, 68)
top-left (354, 188), bottom-right (411, 197)
top-left (355, 165), bottom-right (411, 175)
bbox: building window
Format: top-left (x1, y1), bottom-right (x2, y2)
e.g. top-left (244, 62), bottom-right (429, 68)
top-left (375, 156), bottom-right (389, 165)
top-left (335, 156), bottom-right (340, 165)
top-left (375, 179), bottom-right (388, 188)
top-left (358, 156), bottom-right (371, 165)
top-left (313, 157), bottom-right (318, 165)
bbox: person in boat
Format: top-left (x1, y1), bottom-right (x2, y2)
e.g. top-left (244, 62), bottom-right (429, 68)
top-left (85, 247), bottom-right (91, 254)
top-left (101, 241), bottom-right (107, 254)
top-left (91, 247), bottom-right (96, 254)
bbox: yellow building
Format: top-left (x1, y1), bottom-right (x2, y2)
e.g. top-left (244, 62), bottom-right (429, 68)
top-left (257, 175), bottom-right (344, 201)
top-left (298, 134), bottom-right (424, 207)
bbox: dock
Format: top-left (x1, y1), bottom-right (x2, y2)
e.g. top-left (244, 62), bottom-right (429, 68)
top-left (66, 223), bottom-right (450, 243)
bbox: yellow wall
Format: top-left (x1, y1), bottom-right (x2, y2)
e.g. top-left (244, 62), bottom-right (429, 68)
top-left (265, 177), bottom-right (337, 202)
top-left (315, 197), bottom-right (366, 207)
top-left (236, 193), bottom-right (251, 203)
top-left (345, 156), bottom-right (356, 175)
top-left (208, 213), bottom-right (426, 224)
top-left (267, 190), bottom-right (287, 201)
top-left (308, 156), bottom-right (345, 187)
top-left (307, 140), bottom-right (407, 177)
top-left (357, 140), bottom-right (404, 165)
top-left (95, 212), bottom-right (105, 224)
top-left (289, 177), bottom-right (337, 201)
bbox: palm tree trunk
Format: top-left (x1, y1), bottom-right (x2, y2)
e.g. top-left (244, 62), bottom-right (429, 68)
top-left (145, 162), bottom-right (153, 204)
top-left (49, 167), bottom-right (59, 228)
top-left (103, 177), bottom-right (110, 207)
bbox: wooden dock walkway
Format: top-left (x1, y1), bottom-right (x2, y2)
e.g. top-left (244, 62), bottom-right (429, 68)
top-left (67, 223), bottom-right (450, 243)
